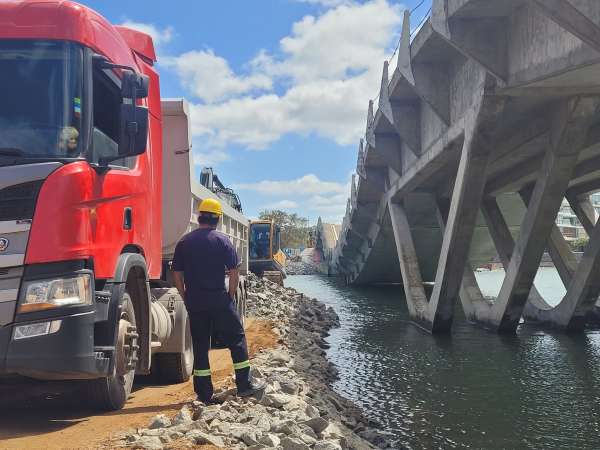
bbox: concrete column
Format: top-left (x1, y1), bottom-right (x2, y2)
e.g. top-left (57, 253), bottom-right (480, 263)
top-left (388, 200), bottom-right (428, 321)
top-left (489, 98), bottom-right (597, 333)
top-left (566, 193), bottom-right (596, 235)
top-left (436, 197), bottom-right (490, 322)
top-left (520, 188), bottom-right (577, 286)
top-left (426, 85), bottom-right (505, 333)
top-left (526, 0), bottom-right (600, 52)
top-left (481, 197), bottom-right (552, 317)
top-left (523, 216), bottom-right (600, 331)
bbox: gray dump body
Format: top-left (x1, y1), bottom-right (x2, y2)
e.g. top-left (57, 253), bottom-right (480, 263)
top-left (161, 99), bottom-right (249, 275)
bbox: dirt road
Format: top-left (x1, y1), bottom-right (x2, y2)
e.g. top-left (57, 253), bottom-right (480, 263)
top-left (0, 320), bottom-right (277, 450)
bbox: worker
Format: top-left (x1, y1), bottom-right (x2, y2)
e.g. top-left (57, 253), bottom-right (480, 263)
top-left (172, 198), bottom-right (265, 404)
top-left (58, 126), bottom-right (79, 154)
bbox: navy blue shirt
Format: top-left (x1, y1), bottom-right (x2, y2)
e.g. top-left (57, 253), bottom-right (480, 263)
top-left (172, 228), bottom-right (239, 310)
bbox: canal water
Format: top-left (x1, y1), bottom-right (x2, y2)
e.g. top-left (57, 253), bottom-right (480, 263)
top-left (286, 270), bottom-right (600, 450)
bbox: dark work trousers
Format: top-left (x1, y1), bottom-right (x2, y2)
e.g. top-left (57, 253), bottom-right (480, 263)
top-left (187, 292), bottom-right (250, 402)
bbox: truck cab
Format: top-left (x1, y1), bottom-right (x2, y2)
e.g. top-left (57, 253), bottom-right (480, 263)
top-left (0, 1), bottom-right (205, 410)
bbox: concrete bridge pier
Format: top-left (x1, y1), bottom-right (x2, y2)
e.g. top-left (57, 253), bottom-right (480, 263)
top-left (333, 0), bottom-right (600, 334)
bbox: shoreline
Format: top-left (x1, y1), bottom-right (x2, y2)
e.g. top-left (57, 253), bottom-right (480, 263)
top-left (118, 274), bottom-right (392, 450)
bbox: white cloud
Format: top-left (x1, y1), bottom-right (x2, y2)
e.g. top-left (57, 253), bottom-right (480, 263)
top-left (273, 0), bottom-right (400, 82)
top-left (295, 0), bottom-right (350, 6)
top-left (162, 50), bottom-right (272, 104)
top-left (235, 174), bottom-right (348, 196)
top-left (192, 146), bottom-right (230, 167)
top-left (265, 200), bottom-right (300, 209)
top-left (168, 0), bottom-right (403, 153)
top-left (237, 174), bottom-right (351, 222)
top-left (120, 20), bottom-right (174, 46)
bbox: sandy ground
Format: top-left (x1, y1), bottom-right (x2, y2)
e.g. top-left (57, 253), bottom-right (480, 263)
top-left (0, 320), bottom-right (278, 450)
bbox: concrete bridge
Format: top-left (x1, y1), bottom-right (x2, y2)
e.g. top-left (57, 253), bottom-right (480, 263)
top-left (332, 0), bottom-right (600, 334)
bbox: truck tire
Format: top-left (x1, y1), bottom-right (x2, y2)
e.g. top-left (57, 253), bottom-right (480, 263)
top-left (155, 318), bottom-right (193, 384)
top-left (86, 292), bottom-right (138, 411)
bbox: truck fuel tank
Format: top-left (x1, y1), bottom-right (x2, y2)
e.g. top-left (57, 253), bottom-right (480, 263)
top-left (150, 288), bottom-right (176, 345)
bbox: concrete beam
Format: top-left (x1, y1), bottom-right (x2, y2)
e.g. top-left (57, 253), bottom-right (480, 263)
top-left (395, 10), bottom-right (451, 126)
top-left (390, 101), bottom-right (421, 156)
top-left (524, 213), bottom-right (600, 331)
top-left (365, 100), bottom-right (376, 149)
top-left (526, 0), bottom-right (600, 52)
top-left (372, 133), bottom-right (403, 175)
top-left (397, 10), bottom-right (414, 85)
top-left (520, 188), bottom-right (577, 286)
top-left (566, 193), bottom-right (597, 235)
top-left (356, 139), bottom-right (366, 180)
top-left (389, 200), bottom-right (428, 320)
top-left (431, 0), bottom-right (508, 83)
top-left (480, 197), bottom-right (557, 317)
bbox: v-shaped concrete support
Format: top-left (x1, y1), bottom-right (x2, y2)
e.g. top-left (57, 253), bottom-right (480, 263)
top-left (484, 97), bottom-right (598, 333)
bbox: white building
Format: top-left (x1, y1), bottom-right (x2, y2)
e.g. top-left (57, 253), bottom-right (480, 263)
top-left (555, 193), bottom-right (600, 241)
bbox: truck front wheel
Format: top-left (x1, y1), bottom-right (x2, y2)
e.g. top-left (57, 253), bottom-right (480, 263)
top-left (87, 292), bottom-right (139, 411)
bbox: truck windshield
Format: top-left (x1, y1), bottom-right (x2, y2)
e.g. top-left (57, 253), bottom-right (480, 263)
top-left (250, 223), bottom-right (272, 260)
top-left (0, 40), bottom-right (84, 160)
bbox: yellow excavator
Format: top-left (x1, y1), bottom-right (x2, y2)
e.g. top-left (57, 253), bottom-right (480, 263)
top-left (249, 220), bottom-right (287, 285)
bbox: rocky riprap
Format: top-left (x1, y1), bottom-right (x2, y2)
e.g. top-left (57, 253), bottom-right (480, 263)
top-left (118, 274), bottom-right (394, 450)
top-left (285, 260), bottom-right (319, 276)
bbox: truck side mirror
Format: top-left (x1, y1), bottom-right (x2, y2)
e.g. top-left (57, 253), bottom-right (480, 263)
top-left (121, 71), bottom-right (149, 99)
top-left (118, 104), bottom-right (149, 157)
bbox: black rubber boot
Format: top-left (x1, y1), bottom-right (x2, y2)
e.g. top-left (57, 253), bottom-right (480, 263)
top-left (235, 367), bottom-right (266, 397)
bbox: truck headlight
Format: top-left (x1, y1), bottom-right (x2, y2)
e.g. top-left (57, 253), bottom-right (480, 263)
top-left (18, 274), bottom-right (92, 314)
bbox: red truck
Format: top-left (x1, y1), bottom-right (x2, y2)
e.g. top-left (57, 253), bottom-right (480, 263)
top-left (0, 1), bottom-right (249, 410)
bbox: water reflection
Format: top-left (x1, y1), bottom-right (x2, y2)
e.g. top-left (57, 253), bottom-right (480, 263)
top-left (287, 275), bottom-right (600, 449)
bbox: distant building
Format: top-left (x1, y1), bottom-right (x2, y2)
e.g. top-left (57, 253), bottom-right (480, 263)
top-left (555, 193), bottom-right (600, 241)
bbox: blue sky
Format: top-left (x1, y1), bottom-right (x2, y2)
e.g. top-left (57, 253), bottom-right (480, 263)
top-left (81, 0), bottom-right (431, 223)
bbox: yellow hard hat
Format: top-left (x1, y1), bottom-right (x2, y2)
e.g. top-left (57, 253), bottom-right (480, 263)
top-left (198, 198), bottom-right (223, 216)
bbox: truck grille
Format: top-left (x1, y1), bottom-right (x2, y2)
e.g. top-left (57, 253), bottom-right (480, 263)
top-left (0, 181), bottom-right (43, 221)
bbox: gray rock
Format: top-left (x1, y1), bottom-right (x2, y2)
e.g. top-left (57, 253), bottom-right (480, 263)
top-left (241, 431), bottom-right (260, 446)
top-left (185, 430), bottom-right (225, 447)
top-left (261, 392), bottom-right (294, 408)
top-left (172, 407), bottom-right (193, 426)
top-left (314, 440), bottom-right (343, 450)
top-left (125, 434), bottom-right (140, 443)
top-left (299, 433), bottom-right (318, 446)
top-left (272, 420), bottom-right (301, 436)
top-left (215, 420), bottom-right (231, 434)
top-left (229, 424), bottom-right (258, 441)
top-left (271, 349), bottom-right (291, 363)
top-left (168, 431), bottom-right (184, 440)
top-left (134, 435), bottom-right (163, 450)
top-left (252, 414), bottom-right (272, 432)
top-left (259, 433), bottom-right (281, 447)
top-left (298, 424), bottom-right (318, 440)
top-left (280, 437), bottom-right (311, 450)
top-left (148, 414), bottom-right (171, 429)
top-left (141, 429), bottom-right (165, 437)
top-left (279, 379), bottom-right (300, 395)
top-left (305, 404), bottom-right (320, 418)
top-left (302, 417), bottom-right (329, 434)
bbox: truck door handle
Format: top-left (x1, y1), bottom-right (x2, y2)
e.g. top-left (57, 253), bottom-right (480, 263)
top-left (123, 208), bottom-right (132, 230)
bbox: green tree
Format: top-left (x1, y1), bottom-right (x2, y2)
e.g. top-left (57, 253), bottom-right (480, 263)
top-left (258, 209), bottom-right (313, 249)
top-left (569, 236), bottom-right (589, 252)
